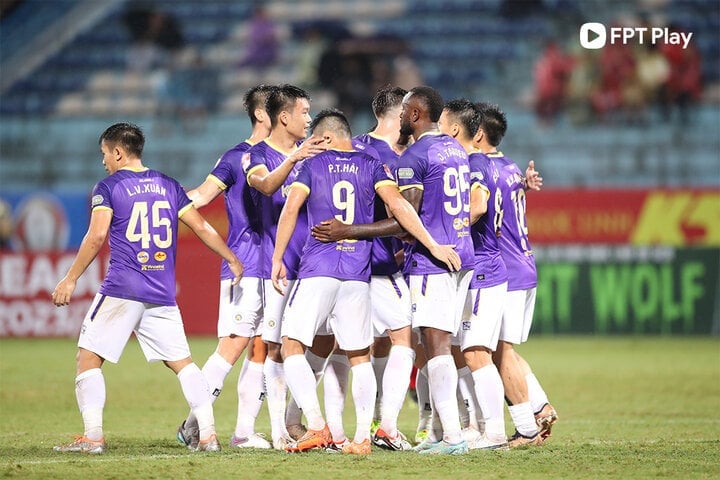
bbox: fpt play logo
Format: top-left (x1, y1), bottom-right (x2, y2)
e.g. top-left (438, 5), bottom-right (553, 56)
top-left (580, 23), bottom-right (693, 49)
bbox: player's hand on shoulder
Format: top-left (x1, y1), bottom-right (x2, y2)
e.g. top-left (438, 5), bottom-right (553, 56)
top-left (51, 277), bottom-right (76, 307)
top-left (290, 135), bottom-right (326, 163)
top-left (311, 218), bottom-right (350, 242)
top-left (428, 244), bottom-right (462, 272)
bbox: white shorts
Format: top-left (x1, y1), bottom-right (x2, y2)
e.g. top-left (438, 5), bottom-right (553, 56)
top-left (261, 278), bottom-right (295, 345)
top-left (371, 273), bottom-right (412, 337)
top-left (409, 270), bottom-right (472, 336)
top-left (78, 294), bottom-right (191, 364)
top-left (217, 277), bottom-right (263, 338)
top-left (460, 282), bottom-right (507, 352)
top-left (282, 277), bottom-right (372, 351)
top-left (499, 288), bottom-right (537, 344)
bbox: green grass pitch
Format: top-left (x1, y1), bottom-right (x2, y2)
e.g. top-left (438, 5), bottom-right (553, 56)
top-left (1, 336), bottom-right (718, 479)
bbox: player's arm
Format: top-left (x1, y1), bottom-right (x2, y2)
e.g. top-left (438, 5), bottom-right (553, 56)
top-left (271, 185), bottom-right (309, 293)
top-left (470, 184), bottom-right (489, 225)
top-left (247, 136), bottom-right (325, 196)
top-left (309, 185), bottom-right (424, 242)
top-left (377, 184), bottom-right (461, 272)
top-left (52, 208), bottom-right (112, 306)
top-left (524, 160), bottom-right (543, 191)
top-left (180, 206), bottom-right (244, 284)
top-left (187, 176), bottom-right (224, 209)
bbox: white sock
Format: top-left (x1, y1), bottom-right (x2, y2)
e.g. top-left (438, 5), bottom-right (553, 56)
top-left (472, 364), bottom-right (506, 443)
top-left (286, 349), bottom-right (328, 427)
top-left (323, 353), bottom-right (350, 442)
top-left (235, 360), bottom-right (265, 438)
top-left (457, 365), bottom-right (479, 430)
top-left (526, 373), bottom-right (550, 414)
top-left (379, 346), bottom-right (414, 436)
top-left (283, 354), bottom-right (325, 431)
top-left (75, 368), bottom-right (105, 441)
top-left (202, 352), bottom-right (233, 401)
top-left (263, 358), bottom-right (289, 441)
top-left (371, 354), bottom-right (388, 421)
top-left (509, 402), bottom-right (539, 437)
top-left (427, 355), bottom-right (462, 444)
top-left (416, 365), bottom-right (432, 432)
top-left (350, 361), bottom-right (376, 443)
top-left (177, 363), bottom-right (215, 440)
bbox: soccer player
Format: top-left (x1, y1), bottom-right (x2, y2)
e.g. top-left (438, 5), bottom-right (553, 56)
top-left (243, 84), bottom-right (325, 449)
top-left (272, 108), bottom-right (461, 454)
top-left (474, 102), bottom-right (557, 446)
top-left (439, 99), bottom-right (509, 450)
top-left (52, 123), bottom-right (243, 454)
top-left (176, 85), bottom-right (274, 450)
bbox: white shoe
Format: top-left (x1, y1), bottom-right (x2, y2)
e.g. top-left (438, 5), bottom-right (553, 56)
top-left (272, 435), bottom-right (293, 451)
top-left (467, 433), bottom-right (509, 451)
top-left (230, 433), bottom-right (271, 449)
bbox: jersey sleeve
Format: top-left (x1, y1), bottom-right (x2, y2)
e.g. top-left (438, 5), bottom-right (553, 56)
top-left (90, 181), bottom-right (113, 212)
top-left (469, 154), bottom-right (490, 194)
top-left (291, 158), bottom-right (313, 194)
top-left (396, 150), bottom-right (425, 191)
top-left (208, 153), bottom-right (236, 190)
top-left (371, 157), bottom-right (398, 190)
top-left (174, 179), bottom-right (193, 217)
top-left (243, 145), bottom-right (267, 181)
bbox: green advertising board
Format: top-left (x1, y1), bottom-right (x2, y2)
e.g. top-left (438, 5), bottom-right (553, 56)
top-left (532, 247), bottom-right (720, 334)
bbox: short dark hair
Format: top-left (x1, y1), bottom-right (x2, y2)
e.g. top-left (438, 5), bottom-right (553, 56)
top-left (475, 102), bottom-right (507, 146)
top-left (309, 108), bottom-right (351, 138)
top-left (409, 86), bottom-right (444, 122)
top-left (265, 84), bottom-right (311, 128)
top-left (444, 99), bottom-right (480, 140)
top-left (371, 85), bottom-right (407, 118)
top-left (99, 123), bottom-right (144, 157)
top-left (243, 84), bottom-right (274, 126)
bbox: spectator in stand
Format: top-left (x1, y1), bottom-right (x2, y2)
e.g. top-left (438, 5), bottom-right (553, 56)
top-left (659, 24), bottom-right (702, 122)
top-left (239, 6), bottom-right (279, 69)
top-left (590, 29), bottom-right (636, 121)
top-left (123, 5), bottom-right (185, 72)
top-left (533, 40), bottom-right (574, 125)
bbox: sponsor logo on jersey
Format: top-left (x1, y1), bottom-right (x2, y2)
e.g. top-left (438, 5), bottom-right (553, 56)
top-left (397, 167), bottom-right (414, 179)
top-left (154, 251), bottom-right (167, 261)
top-left (137, 251), bottom-right (149, 263)
top-left (470, 171), bottom-right (484, 182)
top-left (463, 217), bottom-right (470, 227)
top-left (453, 217), bottom-right (464, 230)
top-left (91, 195), bottom-right (104, 207)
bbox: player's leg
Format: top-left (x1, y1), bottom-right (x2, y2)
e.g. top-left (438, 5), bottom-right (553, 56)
top-left (462, 282), bottom-right (508, 450)
top-left (137, 304), bottom-right (220, 451)
top-left (323, 347), bottom-right (350, 449)
top-left (232, 335), bottom-right (271, 449)
top-left (412, 334), bottom-right (433, 444)
top-left (370, 335), bottom-right (391, 433)
top-left (281, 277), bottom-right (337, 452)
top-left (494, 288), bottom-right (541, 446)
top-left (333, 280), bottom-right (375, 455)
top-left (54, 295), bottom-right (143, 454)
top-left (261, 278), bottom-right (293, 448)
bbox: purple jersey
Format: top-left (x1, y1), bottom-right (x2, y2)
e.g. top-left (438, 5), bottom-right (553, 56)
top-left (208, 140), bottom-right (262, 279)
top-left (91, 168), bottom-right (191, 306)
top-left (396, 132), bottom-right (474, 275)
top-left (493, 152), bottom-right (537, 290)
top-left (243, 140), bottom-right (307, 280)
top-left (468, 152), bottom-right (508, 289)
top-left (292, 148), bottom-right (396, 281)
top-left (353, 133), bottom-right (403, 276)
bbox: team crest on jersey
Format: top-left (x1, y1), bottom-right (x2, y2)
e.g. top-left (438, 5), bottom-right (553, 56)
top-left (397, 167), bottom-right (414, 179)
top-left (234, 314), bottom-right (242, 323)
top-left (91, 194), bottom-right (103, 207)
top-left (470, 171), bottom-right (484, 182)
top-left (137, 251), bottom-right (149, 263)
top-left (154, 251), bottom-right (167, 261)
top-left (382, 163), bottom-right (394, 180)
top-left (241, 152), bottom-right (251, 172)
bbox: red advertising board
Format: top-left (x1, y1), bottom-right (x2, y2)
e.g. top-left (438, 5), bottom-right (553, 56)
top-left (526, 188), bottom-right (720, 246)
